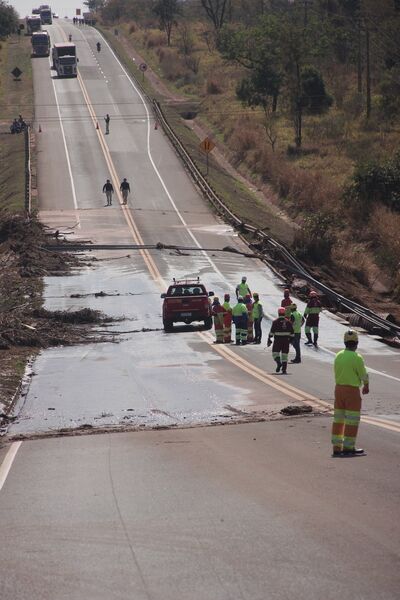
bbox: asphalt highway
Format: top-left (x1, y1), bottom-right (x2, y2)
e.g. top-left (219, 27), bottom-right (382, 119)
top-left (0, 21), bottom-right (399, 599)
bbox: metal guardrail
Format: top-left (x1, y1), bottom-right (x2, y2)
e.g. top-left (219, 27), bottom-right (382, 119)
top-left (24, 126), bottom-right (32, 216)
top-left (152, 100), bottom-right (400, 341)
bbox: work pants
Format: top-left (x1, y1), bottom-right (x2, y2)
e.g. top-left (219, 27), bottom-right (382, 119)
top-left (272, 338), bottom-right (290, 363)
top-left (121, 189), bottom-right (129, 204)
top-left (247, 316), bottom-right (254, 342)
top-left (331, 385), bottom-right (361, 451)
top-left (213, 315), bottom-right (224, 343)
top-left (105, 191), bottom-right (113, 205)
top-left (291, 333), bottom-right (301, 360)
top-left (223, 314), bottom-right (232, 343)
top-left (305, 315), bottom-right (319, 335)
top-left (233, 315), bottom-right (247, 344)
top-left (254, 318), bottom-right (262, 343)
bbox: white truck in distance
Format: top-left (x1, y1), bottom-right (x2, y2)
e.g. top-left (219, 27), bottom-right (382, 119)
top-left (52, 43), bottom-right (78, 77)
top-left (39, 5), bottom-right (52, 24)
top-left (26, 15), bottom-right (42, 34)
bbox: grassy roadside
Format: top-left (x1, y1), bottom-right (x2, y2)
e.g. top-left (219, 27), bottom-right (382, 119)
top-left (99, 25), bottom-right (296, 245)
top-left (0, 34), bottom-right (34, 213)
top-left (0, 34), bottom-right (35, 415)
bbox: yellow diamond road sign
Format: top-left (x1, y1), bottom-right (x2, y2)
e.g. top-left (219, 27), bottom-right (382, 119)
top-left (200, 137), bottom-right (215, 154)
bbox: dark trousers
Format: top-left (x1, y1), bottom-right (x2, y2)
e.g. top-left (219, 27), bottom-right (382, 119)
top-left (291, 333), bottom-right (301, 360)
top-left (254, 318), bottom-right (262, 342)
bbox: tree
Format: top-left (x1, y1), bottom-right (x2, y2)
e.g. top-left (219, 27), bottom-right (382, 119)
top-left (200, 0), bottom-right (231, 30)
top-left (300, 66), bottom-right (333, 114)
top-left (0, 0), bottom-right (18, 38)
top-left (153, 0), bottom-right (181, 46)
top-left (83, 0), bottom-right (105, 11)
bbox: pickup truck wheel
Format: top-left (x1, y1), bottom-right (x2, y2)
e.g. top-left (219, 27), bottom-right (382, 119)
top-left (204, 317), bottom-right (213, 330)
top-left (163, 319), bottom-right (173, 332)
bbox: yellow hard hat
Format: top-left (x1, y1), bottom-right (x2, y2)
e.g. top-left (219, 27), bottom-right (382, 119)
top-left (344, 330), bottom-right (359, 343)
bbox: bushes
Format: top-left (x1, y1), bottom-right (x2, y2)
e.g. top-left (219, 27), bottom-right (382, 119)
top-left (347, 153), bottom-right (400, 213)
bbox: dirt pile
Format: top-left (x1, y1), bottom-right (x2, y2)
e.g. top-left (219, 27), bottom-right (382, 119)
top-left (0, 211), bottom-right (111, 350)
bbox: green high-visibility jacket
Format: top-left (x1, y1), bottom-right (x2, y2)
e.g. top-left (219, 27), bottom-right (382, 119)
top-left (232, 302), bottom-right (248, 317)
top-left (236, 282), bottom-right (251, 298)
top-left (290, 310), bottom-right (304, 334)
top-left (252, 301), bottom-right (264, 319)
top-left (334, 349), bottom-right (369, 387)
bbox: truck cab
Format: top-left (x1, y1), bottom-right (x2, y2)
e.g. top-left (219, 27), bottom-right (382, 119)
top-left (52, 43), bottom-right (78, 77)
top-left (161, 278), bottom-right (214, 331)
top-left (31, 30), bottom-right (50, 57)
top-left (39, 5), bottom-right (52, 24)
top-left (26, 15), bottom-right (42, 34)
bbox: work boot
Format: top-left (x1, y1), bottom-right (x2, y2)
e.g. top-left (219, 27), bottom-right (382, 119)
top-left (313, 334), bottom-right (319, 348)
top-left (332, 450), bottom-right (343, 457)
top-left (235, 341), bottom-right (240, 345)
top-left (290, 358), bottom-right (301, 364)
top-left (305, 333), bottom-right (313, 345)
top-left (275, 359), bottom-right (282, 373)
top-left (343, 448), bottom-right (365, 456)
top-left (281, 362), bottom-right (288, 374)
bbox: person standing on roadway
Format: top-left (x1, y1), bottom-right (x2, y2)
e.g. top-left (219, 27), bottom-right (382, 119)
top-left (102, 179), bottom-right (114, 206)
top-left (236, 276), bottom-right (251, 300)
top-left (244, 294), bottom-right (254, 343)
top-left (119, 178), bottom-right (131, 204)
top-left (281, 288), bottom-right (293, 317)
top-left (232, 297), bottom-right (248, 345)
top-left (290, 303), bottom-right (305, 363)
top-left (304, 290), bottom-right (322, 347)
top-left (267, 307), bottom-right (294, 374)
top-left (104, 113), bottom-right (110, 134)
top-left (211, 297), bottom-right (225, 344)
top-left (332, 330), bottom-right (369, 457)
top-left (252, 293), bottom-right (264, 344)
top-left (222, 293), bottom-right (233, 343)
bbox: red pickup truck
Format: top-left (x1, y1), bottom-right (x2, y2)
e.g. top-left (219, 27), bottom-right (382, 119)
top-left (161, 278), bottom-right (214, 331)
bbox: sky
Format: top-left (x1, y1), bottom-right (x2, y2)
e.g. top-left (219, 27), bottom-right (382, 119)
top-left (12, 0), bottom-right (86, 19)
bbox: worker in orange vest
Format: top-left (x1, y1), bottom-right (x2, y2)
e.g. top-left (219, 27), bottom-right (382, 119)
top-left (211, 297), bottom-right (225, 343)
top-left (281, 288), bottom-right (293, 317)
top-left (244, 294), bottom-right (254, 343)
top-left (222, 293), bottom-right (233, 343)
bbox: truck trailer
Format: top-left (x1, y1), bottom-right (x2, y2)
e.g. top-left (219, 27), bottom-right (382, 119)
top-left (40, 7), bottom-right (52, 24)
top-left (31, 30), bottom-right (50, 57)
top-left (52, 43), bottom-right (78, 77)
top-left (26, 15), bottom-right (42, 34)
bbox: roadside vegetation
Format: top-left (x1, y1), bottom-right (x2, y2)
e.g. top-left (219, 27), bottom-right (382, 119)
top-left (96, 0), bottom-right (400, 315)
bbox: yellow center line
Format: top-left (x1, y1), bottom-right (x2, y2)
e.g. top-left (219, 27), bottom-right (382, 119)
top-left (58, 27), bottom-right (399, 434)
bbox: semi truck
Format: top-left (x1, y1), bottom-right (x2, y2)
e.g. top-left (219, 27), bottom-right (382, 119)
top-left (52, 43), bottom-right (78, 77)
top-left (26, 15), bottom-right (42, 34)
top-left (39, 5), bottom-right (52, 24)
top-left (31, 30), bottom-right (50, 57)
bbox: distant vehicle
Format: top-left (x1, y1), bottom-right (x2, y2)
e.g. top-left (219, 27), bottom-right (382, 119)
top-left (32, 8), bottom-right (40, 14)
top-left (161, 278), bottom-right (214, 331)
top-left (26, 15), bottom-right (42, 34)
top-left (31, 30), bottom-right (50, 57)
top-left (83, 11), bottom-right (96, 25)
top-left (40, 7), bottom-right (52, 24)
top-left (52, 42), bottom-right (78, 77)
top-left (52, 13), bottom-right (58, 18)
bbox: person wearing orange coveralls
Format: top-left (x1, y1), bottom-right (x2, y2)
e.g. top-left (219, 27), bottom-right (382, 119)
top-left (222, 293), bottom-right (233, 343)
top-left (212, 297), bottom-right (225, 343)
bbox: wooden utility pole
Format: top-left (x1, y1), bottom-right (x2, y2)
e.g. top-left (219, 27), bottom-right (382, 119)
top-left (357, 18), bottom-right (362, 94)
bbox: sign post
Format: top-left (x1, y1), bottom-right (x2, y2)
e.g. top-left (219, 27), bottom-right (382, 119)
top-left (199, 137), bottom-right (215, 176)
top-left (139, 62), bottom-right (147, 82)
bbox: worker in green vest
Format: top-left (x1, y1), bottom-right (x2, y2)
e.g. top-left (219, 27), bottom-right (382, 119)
top-left (232, 297), bottom-right (248, 345)
top-left (252, 293), bottom-right (264, 344)
top-left (290, 303), bottom-right (305, 363)
top-left (235, 276), bottom-right (251, 300)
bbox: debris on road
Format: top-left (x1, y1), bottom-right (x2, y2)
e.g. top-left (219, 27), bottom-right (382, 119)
top-left (280, 405), bottom-right (313, 416)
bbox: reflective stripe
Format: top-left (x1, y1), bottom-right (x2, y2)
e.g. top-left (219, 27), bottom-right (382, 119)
top-left (273, 332), bottom-right (293, 337)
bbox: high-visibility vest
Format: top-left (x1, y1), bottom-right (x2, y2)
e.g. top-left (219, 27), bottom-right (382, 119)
top-left (236, 282), bottom-right (251, 298)
top-left (232, 302), bottom-right (247, 317)
top-left (252, 301), bottom-right (263, 319)
top-left (290, 310), bottom-right (303, 333)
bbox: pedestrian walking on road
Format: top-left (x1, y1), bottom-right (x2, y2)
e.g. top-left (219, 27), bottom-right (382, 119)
top-left (119, 178), bottom-right (131, 204)
top-left (267, 307), bottom-right (294, 374)
top-left (232, 297), bottom-right (248, 345)
top-left (102, 179), bottom-right (114, 206)
top-left (304, 290), bottom-right (322, 347)
top-left (332, 330), bottom-right (369, 457)
top-left (236, 276), bottom-right (251, 300)
top-left (212, 297), bottom-right (225, 344)
top-left (104, 113), bottom-right (110, 134)
top-left (252, 293), bottom-right (264, 344)
top-left (222, 293), bottom-right (233, 343)
top-left (290, 303), bottom-right (305, 363)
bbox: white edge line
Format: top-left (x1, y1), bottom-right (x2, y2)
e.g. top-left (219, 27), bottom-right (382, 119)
top-left (0, 442), bottom-right (22, 492)
top-left (47, 34), bottom-right (79, 217)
